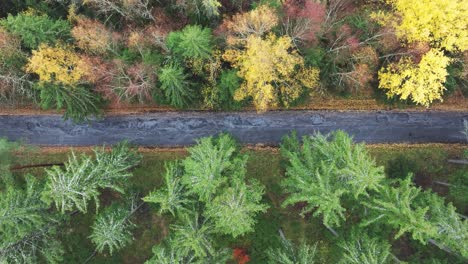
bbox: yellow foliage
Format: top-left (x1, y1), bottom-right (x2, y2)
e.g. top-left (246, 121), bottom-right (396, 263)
top-left (223, 5), bottom-right (278, 45)
top-left (26, 44), bottom-right (89, 86)
top-left (378, 49), bottom-right (451, 107)
top-left (223, 34), bottom-right (319, 111)
top-left (385, 0), bottom-right (468, 51)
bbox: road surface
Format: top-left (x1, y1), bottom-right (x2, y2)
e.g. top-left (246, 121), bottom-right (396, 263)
top-left (0, 111), bottom-right (467, 146)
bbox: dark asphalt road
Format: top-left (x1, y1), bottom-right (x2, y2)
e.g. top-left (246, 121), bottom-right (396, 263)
top-left (0, 111), bottom-right (467, 146)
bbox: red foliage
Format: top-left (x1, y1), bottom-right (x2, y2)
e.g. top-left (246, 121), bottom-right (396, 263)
top-left (233, 248), bottom-right (250, 264)
top-left (282, 0), bottom-right (326, 43)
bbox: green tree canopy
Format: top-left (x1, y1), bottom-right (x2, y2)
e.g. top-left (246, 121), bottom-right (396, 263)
top-left (182, 133), bottom-right (240, 202)
top-left (166, 25), bottom-right (213, 60)
top-left (0, 12), bottom-right (71, 49)
top-left (0, 175), bottom-right (64, 263)
top-left (205, 176), bottom-right (268, 237)
top-left (143, 161), bottom-right (190, 216)
top-left (280, 131), bottom-right (385, 228)
top-left (42, 141), bottom-right (141, 213)
top-left (362, 176), bottom-right (437, 244)
top-left (266, 233), bottom-right (317, 264)
top-left (339, 233), bottom-right (391, 264)
top-left (159, 64), bottom-right (193, 108)
top-left (89, 203), bottom-right (136, 255)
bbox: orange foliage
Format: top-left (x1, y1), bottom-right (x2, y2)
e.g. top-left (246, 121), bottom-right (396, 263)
top-left (233, 248), bottom-right (250, 264)
top-left (72, 17), bottom-right (120, 54)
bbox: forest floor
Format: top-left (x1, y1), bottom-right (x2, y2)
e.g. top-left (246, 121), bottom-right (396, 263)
top-left (13, 144), bottom-right (467, 263)
top-left (0, 96), bottom-right (467, 115)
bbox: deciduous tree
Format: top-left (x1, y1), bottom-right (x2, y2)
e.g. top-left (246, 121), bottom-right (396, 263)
top-left (383, 0), bottom-right (468, 52)
top-left (26, 44), bottom-right (90, 86)
top-left (378, 49), bottom-right (451, 107)
top-left (71, 17), bottom-right (119, 55)
top-left (223, 34), bottom-right (319, 111)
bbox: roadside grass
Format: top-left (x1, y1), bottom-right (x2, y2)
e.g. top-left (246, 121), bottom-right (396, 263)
top-left (11, 144), bottom-right (467, 263)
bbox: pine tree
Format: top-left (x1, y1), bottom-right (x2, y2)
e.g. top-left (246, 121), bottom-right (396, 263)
top-left (0, 175), bottom-right (64, 263)
top-left (42, 142), bottom-right (141, 213)
top-left (362, 176), bottom-right (437, 243)
top-left (89, 203), bottom-right (137, 255)
top-left (167, 25), bottom-right (213, 60)
top-left (0, 12), bottom-right (71, 49)
top-left (416, 191), bottom-right (468, 257)
top-left (339, 233), bottom-right (391, 264)
top-left (143, 161), bottom-right (190, 216)
top-left (281, 131), bottom-right (385, 228)
top-left (182, 133), bottom-right (239, 202)
top-left (205, 176), bottom-right (268, 237)
top-left (170, 212), bottom-right (215, 259)
top-left (159, 64), bottom-right (193, 108)
top-left (266, 233), bottom-right (317, 264)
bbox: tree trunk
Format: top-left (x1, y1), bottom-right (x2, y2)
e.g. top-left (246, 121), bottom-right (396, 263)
top-left (10, 163), bottom-right (64, 171)
top-left (447, 159), bottom-right (468, 165)
top-left (428, 239), bottom-right (455, 256)
top-left (325, 225), bottom-right (339, 237)
top-left (433, 181), bottom-right (452, 187)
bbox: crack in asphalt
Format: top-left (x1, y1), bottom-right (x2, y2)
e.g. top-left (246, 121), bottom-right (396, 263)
top-left (0, 111), bottom-right (467, 146)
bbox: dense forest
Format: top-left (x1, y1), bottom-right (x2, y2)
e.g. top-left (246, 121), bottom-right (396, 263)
top-left (0, 0), bottom-right (467, 121)
top-left (1, 131), bottom-right (467, 263)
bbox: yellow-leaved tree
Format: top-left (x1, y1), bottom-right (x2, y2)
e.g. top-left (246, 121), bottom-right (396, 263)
top-left (372, 0), bottom-right (466, 106)
top-left (26, 44), bottom-right (89, 86)
top-left (221, 5), bottom-right (279, 45)
top-left (385, 0), bottom-right (468, 52)
top-left (223, 33), bottom-right (319, 111)
top-left (378, 49), bottom-right (451, 106)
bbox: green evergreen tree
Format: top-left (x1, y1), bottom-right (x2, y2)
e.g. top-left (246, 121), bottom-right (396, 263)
top-left (362, 176), bottom-right (437, 243)
top-left (42, 142), bottom-right (141, 213)
top-left (339, 233), bottom-right (391, 264)
top-left (266, 233), bottom-right (317, 264)
top-left (143, 161), bottom-right (190, 216)
top-left (280, 131), bottom-right (385, 228)
top-left (159, 64), bottom-right (193, 108)
top-left (205, 176), bottom-right (268, 237)
top-left (38, 83), bottom-right (103, 123)
top-left (166, 25), bottom-right (213, 60)
top-left (0, 175), bottom-right (64, 263)
top-left (89, 203), bottom-right (136, 255)
top-left (416, 191), bottom-right (468, 258)
top-left (170, 212), bottom-right (215, 259)
top-left (0, 13), bottom-right (71, 49)
top-left (182, 133), bottom-right (239, 202)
